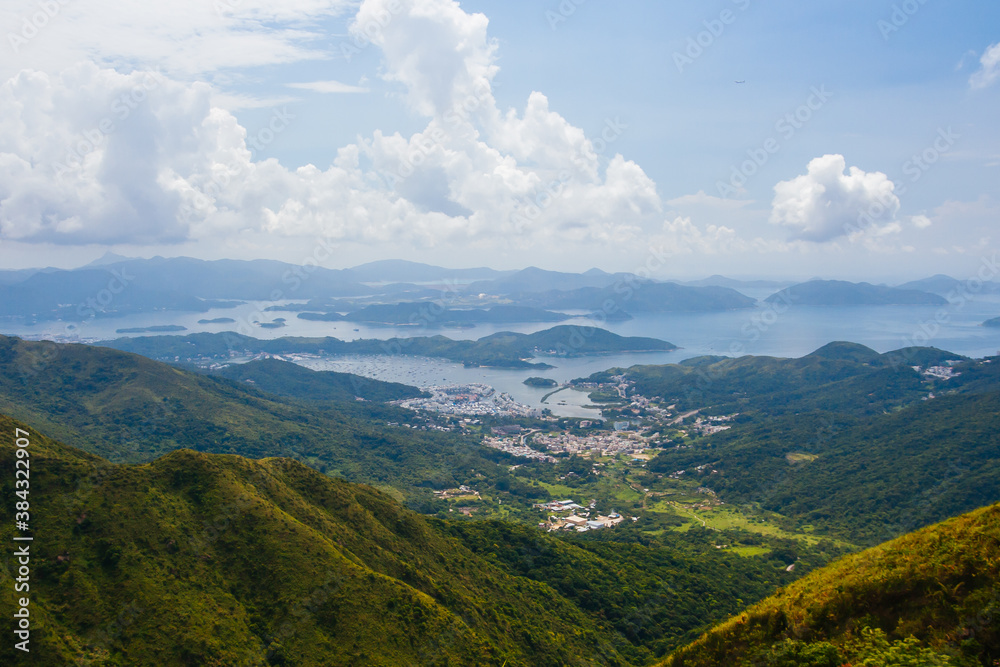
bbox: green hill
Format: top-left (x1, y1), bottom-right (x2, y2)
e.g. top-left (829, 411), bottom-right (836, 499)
top-left (0, 335), bottom-right (509, 494)
top-left (661, 502), bottom-right (1000, 666)
top-left (0, 415), bottom-right (623, 665)
top-left (575, 345), bottom-right (998, 544)
top-left (212, 358), bottom-right (426, 403)
top-left (101, 325), bottom-right (676, 370)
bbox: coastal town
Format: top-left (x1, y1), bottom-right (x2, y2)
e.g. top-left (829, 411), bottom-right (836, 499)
top-left (483, 429), bottom-right (652, 461)
top-left (395, 383), bottom-right (544, 418)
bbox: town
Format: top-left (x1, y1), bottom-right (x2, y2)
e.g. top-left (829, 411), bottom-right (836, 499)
top-left (394, 383), bottom-right (544, 418)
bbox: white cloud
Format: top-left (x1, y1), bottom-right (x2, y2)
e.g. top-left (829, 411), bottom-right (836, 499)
top-left (0, 0), bottom-right (664, 250)
top-left (911, 214), bottom-right (933, 229)
top-left (653, 217), bottom-right (744, 255)
top-left (666, 190), bottom-right (754, 210)
top-left (353, 0), bottom-right (499, 118)
top-left (770, 154), bottom-right (900, 243)
top-left (970, 42), bottom-right (1000, 89)
top-left (287, 80), bottom-right (370, 94)
top-left (0, 0), bottom-right (354, 81)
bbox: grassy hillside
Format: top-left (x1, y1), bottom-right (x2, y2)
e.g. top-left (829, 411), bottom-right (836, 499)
top-left (0, 335), bottom-right (511, 495)
top-left (436, 520), bottom-right (800, 662)
top-left (661, 502), bottom-right (1000, 666)
top-left (0, 414), bottom-right (634, 665)
top-left (600, 342), bottom-right (962, 418)
top-left (578, 345), bottom-right (1000, 544)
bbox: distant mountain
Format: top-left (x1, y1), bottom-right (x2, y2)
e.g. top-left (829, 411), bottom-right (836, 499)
top-left (467, 266), bottom-right (628, 294)
top-left (340, 303), bottom-right (571, 326)
top-left (87, 256), bottom-right (373, 300)
top-left (83, 250), bottom-right (139, 267)
top-left (985, 316), bottom-right (1000, 328)
top-left (898, 273), bottom-right (1000, 296)
top-left (0, 268), bottom-right (241, 320)
top-left (0, 256), bottom-right (373, 321)
top-left (0, 267), bottom-right (52, 286)
top-left (523, 281), bottom-right (757, 313)
top-left (662, 502), bottom-right (1000, 666)
top-left (342, 259), bottom-right (513, 284)
top-left (681, 275), bottom-right (791, 289)
top-left (766, 280), bottom-right (947, 306)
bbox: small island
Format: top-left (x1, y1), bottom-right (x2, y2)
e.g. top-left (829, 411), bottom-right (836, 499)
top-left (198, 317), bottom-right (236, 324)
top-left (297, 312), bottom-right (346, 322)
top-left (115, 325), bottom-right (188, 334)
top-left (256, 319), bottom-right (287, 330)
top-left (985, 317), bottom-right (1000, 328)
top-left (523, 377), bottom-right (558, 387)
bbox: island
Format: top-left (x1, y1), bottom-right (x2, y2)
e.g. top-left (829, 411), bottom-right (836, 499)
top-left (100, 325), bottom-right (678, 370)
top-left (297, 312), bottom-right (346, 322)
top-left (198, 317), bottom-right (236, 324)
top-left (766, 280), bottom-right (947, 306)
top-left (985, 316), bottom-right (1000, 328)
top-left (115, 325), bottom-right (187, 334)
top-left (523, 377), bottom-right (558, 387)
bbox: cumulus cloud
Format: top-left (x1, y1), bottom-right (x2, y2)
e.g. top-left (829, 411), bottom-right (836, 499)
top-left (0, 0), bottom-right (353, 81)
top-left (654, 217), bottom-right (743, 255)
top-left (286, 80), bottom-right (370, 94)
top-left (666, 190), bottom-right (754, 210)
top-left (353, 0), bottom-right (498, 118)
top-left (0, 0), bottom-right (664, 249)
top-left (970, 42), bottom-right (1000, 89)
top-left (770, 154), bottom-right (900, 243)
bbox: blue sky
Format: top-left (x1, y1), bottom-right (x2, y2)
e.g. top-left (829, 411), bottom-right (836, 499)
top-left (0, 0), bottom-right (998, 280)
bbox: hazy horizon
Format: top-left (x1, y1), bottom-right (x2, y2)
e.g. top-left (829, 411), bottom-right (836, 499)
top-left (0, 1), bottom-right (998, 280)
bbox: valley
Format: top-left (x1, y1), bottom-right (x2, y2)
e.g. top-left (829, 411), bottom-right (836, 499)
top-left (2, 263), bottom-right (1000, 665)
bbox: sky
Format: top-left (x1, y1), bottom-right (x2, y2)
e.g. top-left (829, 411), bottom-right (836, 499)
top-left (0, 0), bottom-right (998, 281)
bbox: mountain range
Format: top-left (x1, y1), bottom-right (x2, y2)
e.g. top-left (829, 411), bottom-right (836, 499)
top-left (4, 256), bottom-right (985, 325)
top-left (1, 331), bottom-right (1000, 663)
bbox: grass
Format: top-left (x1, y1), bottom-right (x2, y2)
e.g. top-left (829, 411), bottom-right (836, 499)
top-left (729, 546), bottom-right (772, 558)
top-left (668, 505), bottom-right (855, 549)
top-left (662, 502), bottom-right (1000, 666)
top-left (785, 452), bottom-right (819, 463)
